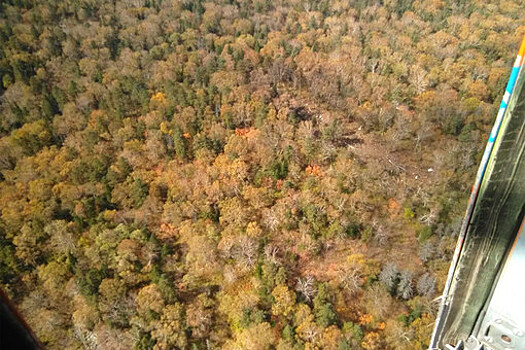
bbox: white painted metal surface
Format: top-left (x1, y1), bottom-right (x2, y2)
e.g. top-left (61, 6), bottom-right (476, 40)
top-left (476, 219), bottom-right (525, 350)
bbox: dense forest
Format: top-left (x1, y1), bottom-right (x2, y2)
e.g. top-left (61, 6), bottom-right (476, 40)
top-left (0, 0), bottom-right (523, 349)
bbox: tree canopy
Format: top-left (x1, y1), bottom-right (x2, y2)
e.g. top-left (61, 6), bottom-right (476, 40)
top-left (0, 0), bottom-right (523, 349)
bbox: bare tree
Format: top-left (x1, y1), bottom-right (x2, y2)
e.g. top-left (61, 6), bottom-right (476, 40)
top-left (379, 263), bottom-right (399, 293)
top-left (262, 208), bottom-right (280, 231)
top-left (264, 244), bottom-right (280, 265)
top-left (74, 326), bottom-right (98, 350)
top-left (435, 217), bottom-right (462, 237)
top-left (365, 284), bottom-right (393, 319)
top-left (408, 65), bottom-right (429, 94)
top-left (373, 225), bottom-right (390, 248)
top-left (397, 271), bottom-right (414, 300)
top-left (270, 57), bottom-right (292, 84)
top-left (419, 208), bottom-right (438, 225)
top-left (45, 220), bottom-right (76, 257)
top-left (142, 241), bottom-right (160, 267)
top-left (338, 267), bottom-right (362, 296)
top-left (233, 236), bottom-right (258, 269)
top-left (418, 241), bottom-right (435, 262)
top-left (296, 275), bottom-right (317, 302)
top-left (417, 273), bottom-right (436, 297)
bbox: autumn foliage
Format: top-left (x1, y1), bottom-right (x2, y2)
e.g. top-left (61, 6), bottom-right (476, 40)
top-left (0, 0), bottom-right (522, 349)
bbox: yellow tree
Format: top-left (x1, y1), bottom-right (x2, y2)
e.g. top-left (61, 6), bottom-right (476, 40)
top-left (272, 285), bottom-right (296, 317)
